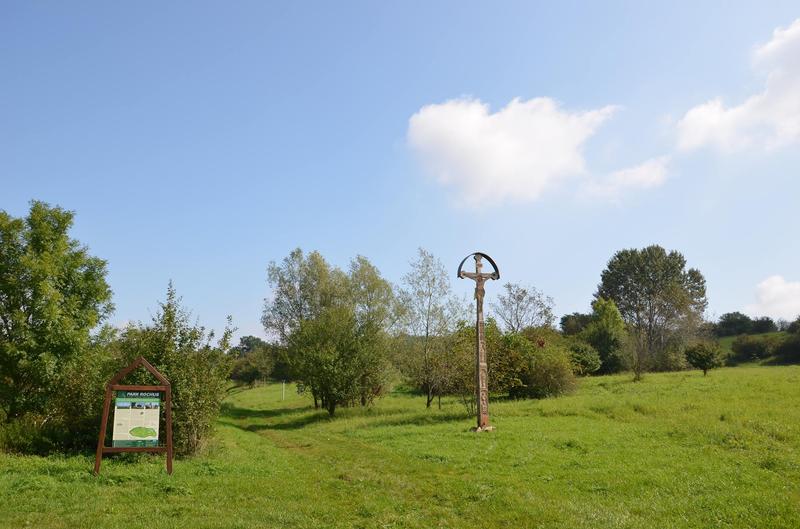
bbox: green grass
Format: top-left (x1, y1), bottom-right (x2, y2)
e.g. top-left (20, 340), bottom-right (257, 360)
top-left (2, 366), bottom-right (800, 528)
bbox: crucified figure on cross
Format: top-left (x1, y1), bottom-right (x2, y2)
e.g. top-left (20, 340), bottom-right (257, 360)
top-left (457, 252), bottom-right (499, 431)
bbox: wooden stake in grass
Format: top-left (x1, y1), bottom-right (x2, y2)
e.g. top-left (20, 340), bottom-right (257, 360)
top-left (458, 253), bottom-right (499, 432)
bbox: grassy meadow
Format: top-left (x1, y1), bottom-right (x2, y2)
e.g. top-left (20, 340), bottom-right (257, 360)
top-left (2, 366), bottom-right (799, 529)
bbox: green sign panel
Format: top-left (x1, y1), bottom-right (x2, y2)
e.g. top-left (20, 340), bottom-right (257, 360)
top-left (112, 391), bottom-right (162, 447)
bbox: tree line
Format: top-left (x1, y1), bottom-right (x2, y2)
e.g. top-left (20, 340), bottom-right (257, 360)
top-left (3, 201), bottom-right (799, 454)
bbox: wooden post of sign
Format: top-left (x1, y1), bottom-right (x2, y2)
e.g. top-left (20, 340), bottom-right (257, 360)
top-left (93, 356), bottom-right (173, 476)
top-left (165, 385), bottom-right (173, 475)
top-left (93, 388), bottom-right (113, 475)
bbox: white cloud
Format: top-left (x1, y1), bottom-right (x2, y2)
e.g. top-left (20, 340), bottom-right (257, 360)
top-left (407, 97), bottom-right (617, 207)
top-left (745, 275), bottom-right (800, 320)
top-left (584, 156), bottom-right (670, 202)
top-left (677, 19), bottom-right (800, 152)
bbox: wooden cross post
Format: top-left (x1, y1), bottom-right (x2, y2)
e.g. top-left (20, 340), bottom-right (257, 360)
top-left (458, 253), bottom-right (499, 431)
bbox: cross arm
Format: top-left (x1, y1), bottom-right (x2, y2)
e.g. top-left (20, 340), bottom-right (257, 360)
top-left (459, 272), bottom-right (499, 281)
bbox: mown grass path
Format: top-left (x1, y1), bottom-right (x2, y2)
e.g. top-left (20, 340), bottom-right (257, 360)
top-left (2, 366), bottom-right (799, 528)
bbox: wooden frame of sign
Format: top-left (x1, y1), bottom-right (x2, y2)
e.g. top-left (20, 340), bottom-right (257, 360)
top-left (93, 356), bottom-right (173, 475)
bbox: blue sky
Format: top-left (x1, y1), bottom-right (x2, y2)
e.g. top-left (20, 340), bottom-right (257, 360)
top-left (3, 2), bottom-right (800, 339)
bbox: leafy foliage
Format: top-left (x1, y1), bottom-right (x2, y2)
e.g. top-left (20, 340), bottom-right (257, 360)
top-left (773, 334), bottom-right (800, 364)
top-left (397, 248), bottom-right (465, 408)
top-left (265, 250), bottom-right (396, 415)
top-left (115, 283), bottom-right (234, 455)
top-left (750, 316), bottom-right (778, 334)
top-left (230, 336), bottom-right (275, 387)
top-left (0, 202), bottom-right (114, 423)
top-left (729, 334), bottom-right (779, 363)
top-left (579, 298), bottom-right (627, 374)
top-left (510, 334), bottom-right (576, 399)
top-left (559, 312), bottom-right (593, 335)
top-left (597, 245), bottom-right (707, 379)
top-left (684, 342), bottom-right (723, 375)
top-left (566, 340), bottom-right (601, 376)
top-left (715, 312), bottom-right (753, 336)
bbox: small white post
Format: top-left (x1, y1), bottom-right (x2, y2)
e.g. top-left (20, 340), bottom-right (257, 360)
top-left (282, 380), bottom-right (285, 401)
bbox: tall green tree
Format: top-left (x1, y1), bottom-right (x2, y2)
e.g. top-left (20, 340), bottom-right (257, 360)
top-left (264, 250), bottom-right (395, 413)
top-left (580, 298), bottom-right (627, 374)
top-left (596, 245), bottom-right (707, 380)
top-left (261, 248), bottom-right (347, 343)
top-left (0, 201), bottom-right (113, 423)
top-left (117, 283), bottom-right (234, 455)
top-left (715, 312), bottom-right (753, 336)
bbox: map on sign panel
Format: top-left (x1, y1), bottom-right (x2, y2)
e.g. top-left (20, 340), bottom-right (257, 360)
top-left (111, 391), bottom-right (161, 447)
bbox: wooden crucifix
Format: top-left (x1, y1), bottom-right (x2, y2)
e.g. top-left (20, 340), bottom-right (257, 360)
top-left (457, 252), bottom-right (499, 431)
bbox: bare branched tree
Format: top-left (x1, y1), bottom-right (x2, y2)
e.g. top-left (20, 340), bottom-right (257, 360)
top-left (490, 282), bottom-right (555, 333)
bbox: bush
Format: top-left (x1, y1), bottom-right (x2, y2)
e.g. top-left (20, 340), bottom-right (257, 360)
top-left (115, 284), bottom-right (234, 455)
top-left (730, 335), bottom-right (779, 363)
top-left (567, 340), bottom-right (601, 376)
top-left (579, 298), bottom-right (627, 374)
top-left (231, 351), bottom-right (273, 386)
top-left (0, 416), bottom-right (57, 454)
top-left (773, 334), bottom-right (800, 364)
top-left (230, 340), bottom-right (275, 387)
top-left (510, 337), bottom-right (576, 399)
top-left (685, 342), bottom-right (723, 375)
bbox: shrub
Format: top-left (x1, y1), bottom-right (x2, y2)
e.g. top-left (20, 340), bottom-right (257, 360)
top-left (773, 334), bottom-right (800, 364)
top-left (685, 342), bottom-right (723, 375)
top-left (730, 335), bottom-right (778, 363)
top-left (579, 298), bottom-right (627, 374)
top-left (0, 416), bottom-right (57, 454)
top-left (511, 338), bottom-right (576, 399)
top-left (230, 340), bottom-right (275, 387)
top-left (115, 284), bottom-right (234, 455)
top-left (567, 340), bottom-right (601, 376)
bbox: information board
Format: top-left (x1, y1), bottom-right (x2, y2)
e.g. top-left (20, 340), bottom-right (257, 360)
top-left (112, 390), bottom-right (161, 447)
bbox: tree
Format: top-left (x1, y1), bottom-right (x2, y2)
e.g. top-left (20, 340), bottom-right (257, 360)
top-left (560, 312), bottom-right (593, 336)
top-left (684, 342), bottom-right (723, 375)
top-left (117, 283), bottom-right (234, 455)
top-left (596, 245), bottom-right (707, 380)
top-left (399, 248), bottom-right (460, 408)
top-left (262, 248), bottom-right (347, 343)
top-left (347, 256), bottom-right (397, 406)
top-left (263, 249), bottom-right (347, 406)
top-left (231, 335), bottom-right (268, 358)
top-left (264, 250), bottom-right (395, 412)
top-left (491, 282), bottom-right (554, 333)
top-left (751, 316), bottom-right (778, 334)
top-left (230, 336), bottom-right (274, 386)
top-left (789, 316), bottom-right (800, 334)
top-left (715, 312), bottom-right (753, 336)
top-left (0, 201), bottom-right (113, 423)
top-left (291, 305), bottom-right (371, 416)
top-left (580, 298), bottom-right (627, 374)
